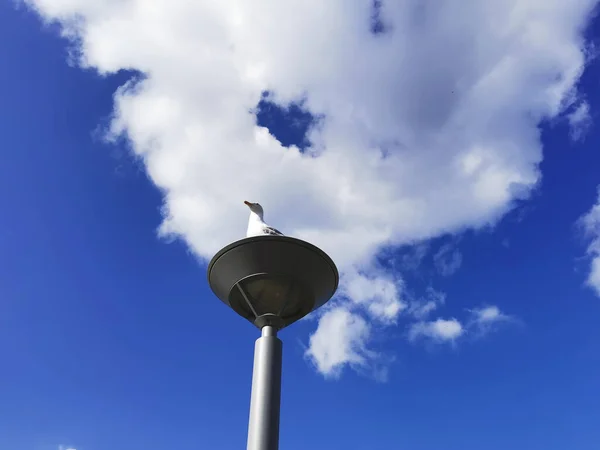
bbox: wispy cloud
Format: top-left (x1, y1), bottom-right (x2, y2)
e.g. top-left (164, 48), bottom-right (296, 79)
top-left (568, 101), bottom-right (592, 142)
top-left (398, 242), bottom-right (430, 272)
top-left (433, 243), bottom-right (463, 277)
top-left (577, 187), bottom-right (600, 296)
top-left (23, 0), bottom-right (598, 377)
top-left (407, 286), bottom-right (446, 319)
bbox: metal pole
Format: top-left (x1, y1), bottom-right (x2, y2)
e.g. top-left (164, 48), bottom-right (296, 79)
top-left (246, 325), bottom-right (283, 450)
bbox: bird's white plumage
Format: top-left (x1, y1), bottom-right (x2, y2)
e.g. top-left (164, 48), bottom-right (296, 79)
top-left (244, 201), bottom-right (284, 237)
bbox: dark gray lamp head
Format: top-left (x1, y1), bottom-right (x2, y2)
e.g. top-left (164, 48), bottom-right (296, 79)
top-left (207, 236), bottom-right (339, 330)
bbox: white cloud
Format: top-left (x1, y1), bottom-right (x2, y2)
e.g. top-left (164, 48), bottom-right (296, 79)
top-left (408, 305), bottom-right (513, 344)
top-left (304, 307), bottom-right (374, 378)
top-left (433, 243), bottom-right (463, 277)
top-left (408, 318), bottom-right (464, 343)
top-left (470, 305), bottom-right (505, 322)
top-left (59, 446), bottom-right (76, 450)
top-left (22, 0), bottom-right (598, 376)
top-left (341, 270), bottom-right (405, 322)
top-left (578, 187), bottom-right (600, 296)
top-left (568, 101), bottom-right (592, 141)
top-left (467, 305), bottom-right (513, 335)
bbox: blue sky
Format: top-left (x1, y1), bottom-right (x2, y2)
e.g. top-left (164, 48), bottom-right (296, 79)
top-left (2, 1), bottom-right (600, 449)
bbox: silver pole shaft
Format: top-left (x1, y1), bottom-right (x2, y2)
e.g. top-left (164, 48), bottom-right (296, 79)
top-left (246, 325), bottom-right (283, 450)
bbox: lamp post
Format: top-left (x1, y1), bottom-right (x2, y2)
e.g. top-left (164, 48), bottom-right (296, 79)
top-left (207, 235), bottom-right (339, 450)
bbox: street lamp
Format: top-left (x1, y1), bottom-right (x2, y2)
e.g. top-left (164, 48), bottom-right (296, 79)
top-left (207, 235), bottom-right (339, 450)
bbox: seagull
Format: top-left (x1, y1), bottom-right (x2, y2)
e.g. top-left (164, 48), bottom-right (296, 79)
top-left (244, 200), bottom-right (284, 237)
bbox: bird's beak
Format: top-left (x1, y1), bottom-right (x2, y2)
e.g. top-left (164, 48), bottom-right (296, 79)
top-left (244, 200), bottom-right (252, 207)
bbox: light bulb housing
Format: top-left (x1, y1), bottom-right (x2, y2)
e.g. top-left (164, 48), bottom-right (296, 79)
top-left (207, 236), bottom-right (338, 330)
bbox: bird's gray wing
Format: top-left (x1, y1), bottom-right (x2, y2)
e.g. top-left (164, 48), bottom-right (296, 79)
top-left (264, 226), bottom-right (284, 236)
